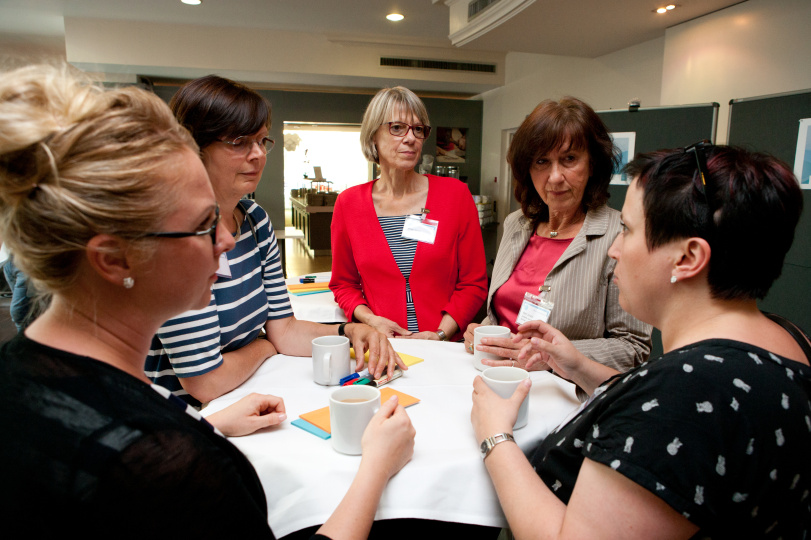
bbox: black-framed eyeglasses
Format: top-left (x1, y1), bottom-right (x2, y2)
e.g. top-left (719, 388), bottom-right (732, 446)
top-left (219, 135), bottom-right (275, 155)
top-left (381, 122), bottom-right (432, 139)
top-left (143, 205), bottom-right (220, 245)
top-left (683, 139), bottom-right (715, 225)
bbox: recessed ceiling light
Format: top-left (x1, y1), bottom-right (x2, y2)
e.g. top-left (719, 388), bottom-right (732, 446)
top-left (181, 0), bottom-right (201, 5)
top-left (386, 13), bottom-right (404, 22)
top-left (654, 4), bottom-right (678, 13)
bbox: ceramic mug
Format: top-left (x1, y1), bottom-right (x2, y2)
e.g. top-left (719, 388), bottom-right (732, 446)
top-left (473, 325), bottom-right (511, 371)
top-left (329, 385), bottom-right (381, 455)
top-left (482, 366), bottom-right (530, 429)
top-left (312, 335), bottom-right (351, 386)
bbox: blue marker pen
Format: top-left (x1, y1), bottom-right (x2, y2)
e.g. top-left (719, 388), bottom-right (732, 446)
top-left (339, 372), bottom-right (360, 385)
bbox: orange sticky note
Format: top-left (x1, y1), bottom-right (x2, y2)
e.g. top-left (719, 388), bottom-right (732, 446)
top-left (298, 388), bottom-right (420, 434)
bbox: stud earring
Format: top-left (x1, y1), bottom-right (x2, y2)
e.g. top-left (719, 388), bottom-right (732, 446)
top-left (670, 275), bottom-right (677, 284)
top-left (123, 277), bottom-right (135, 289)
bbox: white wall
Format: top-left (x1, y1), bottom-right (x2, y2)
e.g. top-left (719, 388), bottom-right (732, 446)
top-left (479, 0), bottom-right (811, 237)
top-left (662, 0), bottom-right (811, 143)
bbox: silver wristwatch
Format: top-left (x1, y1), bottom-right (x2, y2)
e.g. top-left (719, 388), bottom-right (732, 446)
top-left (435, 329), bottom-right (447, 341)
top-left (480, 433), bottom-right (515, 460)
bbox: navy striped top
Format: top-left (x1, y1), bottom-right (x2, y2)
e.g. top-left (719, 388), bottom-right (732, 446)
top-left (378, 215), bottom-right (419, 332)
top-left (146, 200), bottom-right (292, 407)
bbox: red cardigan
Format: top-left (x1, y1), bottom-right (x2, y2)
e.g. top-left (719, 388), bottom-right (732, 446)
top-left (329, 175), bottom-right (487, 339)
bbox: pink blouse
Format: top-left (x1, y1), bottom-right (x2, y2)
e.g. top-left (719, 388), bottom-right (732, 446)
top-left (492, 234), bottom-right (573, 332)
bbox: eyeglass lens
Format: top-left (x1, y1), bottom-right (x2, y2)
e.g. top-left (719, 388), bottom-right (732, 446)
top-left (225, 136), bottom-right (275, 154)
top-left (386, 122), bottom-right (431, 139)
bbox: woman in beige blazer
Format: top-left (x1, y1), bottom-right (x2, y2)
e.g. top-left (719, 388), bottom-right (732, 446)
top-left (464, 97), bottom-right (650, 375)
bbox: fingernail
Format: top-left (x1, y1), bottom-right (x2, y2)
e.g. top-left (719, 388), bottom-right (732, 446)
top-left (278, 413), bottom-right (287, 421)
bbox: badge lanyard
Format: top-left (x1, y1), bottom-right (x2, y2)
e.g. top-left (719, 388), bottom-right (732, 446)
top-left (515, 285), bottom-right (554, 326)
top-left (401, 208), bottom-right (439, 244)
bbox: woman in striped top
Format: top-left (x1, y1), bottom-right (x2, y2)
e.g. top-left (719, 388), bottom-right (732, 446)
top-left (329, 86), bottom-right (488, 372)
top-left (147, 76), bottom-right (402, 407)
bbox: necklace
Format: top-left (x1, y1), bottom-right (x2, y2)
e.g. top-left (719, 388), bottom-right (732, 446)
top-left (549, 230), bottom-right (558, 238)
top-left (231, 208), bottom-right (241, 238)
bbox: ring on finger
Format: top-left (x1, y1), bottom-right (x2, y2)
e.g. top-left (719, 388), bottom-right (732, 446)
top-left (511, 360), bottom-right (515, 367)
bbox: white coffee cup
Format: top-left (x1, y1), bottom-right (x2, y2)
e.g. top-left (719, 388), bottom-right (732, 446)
top-left (482, 366), bottom-right (530, 429)
top-left (473, 325), bottom-right (511, 371)
top-left (312, 335), bottom-right (351, 386)
top-left (329, 385), bottom-right (381, 455)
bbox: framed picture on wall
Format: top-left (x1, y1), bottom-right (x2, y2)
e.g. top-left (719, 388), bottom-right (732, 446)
top-left (609, 132), bottom-right (636, 184)
top-left (436, 127), bottom-right (467, 163)
top-left (794, 118), bottom-right (811, 188)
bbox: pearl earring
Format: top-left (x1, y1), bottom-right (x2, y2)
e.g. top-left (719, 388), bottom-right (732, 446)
top-left (670, 275), bottom-right (677, 284)
top-left (123, 277), bottom-right (134, 289)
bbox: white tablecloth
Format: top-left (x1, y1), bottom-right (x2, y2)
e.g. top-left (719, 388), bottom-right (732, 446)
top-left (285, 272), bottom-right (347, 323)
top-left (202, 339), bottom-right (580, 537)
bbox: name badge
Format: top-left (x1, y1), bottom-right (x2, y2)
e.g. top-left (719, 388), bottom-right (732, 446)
top-left (515, 292), bottom-right (554, 326)
top-left (401, 215), bottom-right (439, 244)
top-left (216, 252), bottom-right (232, 278)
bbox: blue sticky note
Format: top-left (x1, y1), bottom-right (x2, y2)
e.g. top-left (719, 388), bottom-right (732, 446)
top-left (291, 418), bottom-right (331, 439)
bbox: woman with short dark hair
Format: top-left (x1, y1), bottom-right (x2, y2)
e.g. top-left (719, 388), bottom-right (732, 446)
top-left (472, 144), bottom-right (810, 538)
top-left (464, 97), bottom-right (651, 381)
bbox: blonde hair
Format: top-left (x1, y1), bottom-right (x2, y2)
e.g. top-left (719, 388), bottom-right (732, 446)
top-left (359, 86), bottom-right (429, 164)
top-left (0, 64), bottom-right (198, 294)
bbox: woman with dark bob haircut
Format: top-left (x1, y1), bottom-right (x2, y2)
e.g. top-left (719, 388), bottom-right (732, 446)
top-left (465, 97), bottom-right (651, 386)
top-left (147, 75), bottom-right (402, 408)
top-left (472, 144), bottom-right (810, 538)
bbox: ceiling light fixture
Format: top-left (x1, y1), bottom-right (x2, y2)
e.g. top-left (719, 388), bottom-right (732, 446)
top-left (655, 4), bottom-right (677, 13)
top-left (386, 13), bottom-right (404, 22)
top-left (181, 0), bottom-right (201, 5)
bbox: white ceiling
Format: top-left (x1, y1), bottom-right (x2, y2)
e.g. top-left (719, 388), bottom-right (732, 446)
top-left (0, 0), bottom-right (745, 90)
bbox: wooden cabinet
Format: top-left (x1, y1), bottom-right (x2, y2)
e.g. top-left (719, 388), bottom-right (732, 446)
top-left (290, 197), bottom-right (334, 256)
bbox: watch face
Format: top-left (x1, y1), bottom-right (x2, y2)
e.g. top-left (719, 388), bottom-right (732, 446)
top-left (480, 439), bottom-right (490, 454)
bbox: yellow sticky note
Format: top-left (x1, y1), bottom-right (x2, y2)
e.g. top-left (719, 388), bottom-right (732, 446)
top-left (350, 348), bottom-right (424, 367)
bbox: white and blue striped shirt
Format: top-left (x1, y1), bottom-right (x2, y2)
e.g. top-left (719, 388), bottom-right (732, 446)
top-left (378, 215), bottom-right (419, 333)
top-left (146, 201), bottom-right (292, 407)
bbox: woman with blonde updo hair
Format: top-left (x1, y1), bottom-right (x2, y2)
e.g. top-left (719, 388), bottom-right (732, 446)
top-left (0, 65), bottom-right (414, 538)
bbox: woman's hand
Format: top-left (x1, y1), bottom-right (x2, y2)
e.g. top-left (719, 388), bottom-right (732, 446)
top-left (463, 322), bottom-right (480, 354)
top-left (205, 393), bottom-right (286, 437)
top-left (360, 395), bottom-right (416, 480)
top-left (346, 323), bottom-right (408, 380)
top-left (515, 320), bottom-right (617, 395)
top-left (399, 330), bottom-right (441, 341)
top-left (471, 375), bottom-right (531, 443)
top-left (365, 315), bottom-right (412, 339)
top-left (514, 320), bottom-right (586, 379)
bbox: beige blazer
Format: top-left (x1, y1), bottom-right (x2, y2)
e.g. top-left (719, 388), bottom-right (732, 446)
top-left (484, 205), bottom-right (651, 373)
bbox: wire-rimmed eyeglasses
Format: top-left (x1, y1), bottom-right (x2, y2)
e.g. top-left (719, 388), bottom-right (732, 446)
top-left (219, 135), bottom-right (275, 155)
top-left (143, 205), bottom-right (220, 245)
top-left (683, 139), bottom-right (715, 226)
top-left (381, 122), bottom-right (432, 139)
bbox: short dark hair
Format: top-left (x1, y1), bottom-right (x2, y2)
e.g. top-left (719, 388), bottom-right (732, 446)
top-left (507, 96), bottom-right (617, 229)
top-left (169, 75), bottom-right (271, 150)
top-left (626, 145), bottom-right (803, 300)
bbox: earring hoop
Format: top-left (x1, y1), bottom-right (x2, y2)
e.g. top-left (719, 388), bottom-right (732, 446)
top-left (123, 277), bottom-right (135, 289)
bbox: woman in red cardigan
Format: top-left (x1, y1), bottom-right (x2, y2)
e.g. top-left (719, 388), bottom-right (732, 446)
top-left (330, 86), bottom-right (487, 363)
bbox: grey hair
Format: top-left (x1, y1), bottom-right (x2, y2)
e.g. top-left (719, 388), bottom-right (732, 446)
top-left (359, 86), bottom-right (429, 164)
